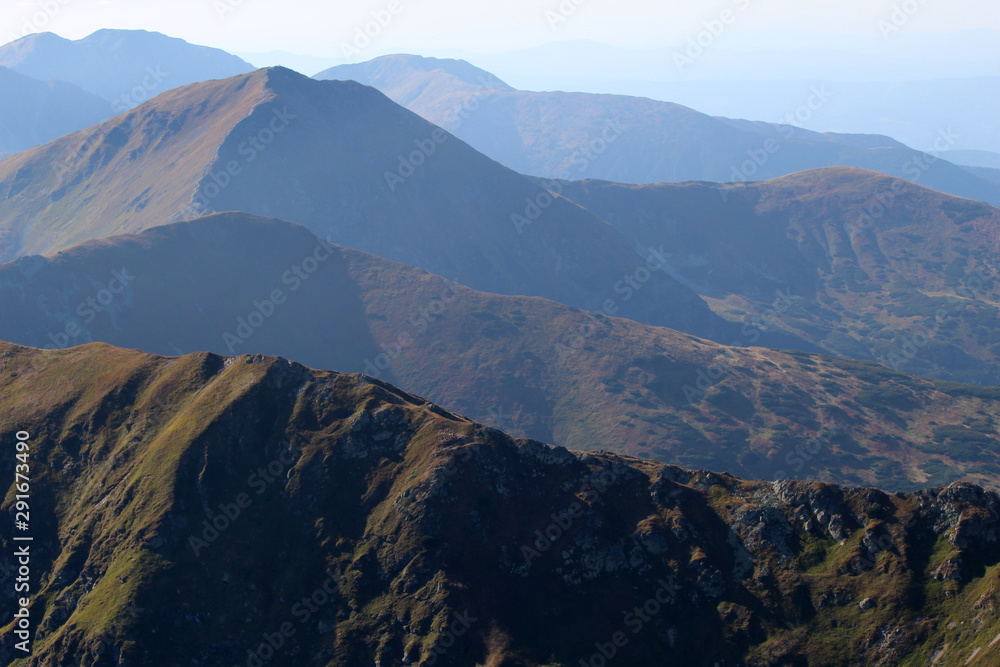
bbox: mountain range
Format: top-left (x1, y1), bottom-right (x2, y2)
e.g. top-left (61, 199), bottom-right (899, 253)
top-left (0, 66), bottom-right (731, 340)
top-left (0, 66), bottom-right (112, 159)
top-left (0, 213), bottom-right (998, 491)
top-left (314, 55), bottom-right (1000, 206)
top-left (0, 29), bottom-right (253, 107)
top-left (0, 342), bottom-right (998, 665)
top-left (0, 25), bottom-right (998, 667)
top-left (548, 167), bottom-right (1000, 386)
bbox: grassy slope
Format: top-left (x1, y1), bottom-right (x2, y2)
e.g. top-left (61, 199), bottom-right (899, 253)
top-left (0, 68), bottom-right (725, 338)
top-left (0, 342), bottom-right (997, 665)
top-left (0, 214), bottom-right (998, 491)
top-left (553, 167), bottom-right (1000, 386)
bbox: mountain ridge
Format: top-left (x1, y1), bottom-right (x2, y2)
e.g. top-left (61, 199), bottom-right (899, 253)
top-left (0, 341), bottom-right (998, 665)
top-left (0, 29), bottom-right (254, 104)
top-left (1, 212), bottom-right (998, 491)
top-left (0, 66), bottom-right (730, 341)
top-left (315, 54), bottom-right (1000, 206)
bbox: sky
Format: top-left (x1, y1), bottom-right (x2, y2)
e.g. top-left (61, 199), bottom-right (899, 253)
top-left (2, 0), bottom-right (998, 58)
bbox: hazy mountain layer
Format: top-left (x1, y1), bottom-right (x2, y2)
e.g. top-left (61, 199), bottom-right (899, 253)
top-left (1, 214), bottom-right (998, 490)
top-left (0, 29), bottom-right (253, 106)
top-left (315, 55), bottom-right (1000, 206)
top-left (0, 66), bottom-right (112, 158)
top-left (0, 67), bottom-right (726, 339)
top-left (549, 167), bottom-right (1000, 386)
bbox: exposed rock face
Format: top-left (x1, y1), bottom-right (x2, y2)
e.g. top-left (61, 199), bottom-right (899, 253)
top-left (0, 342), bottom-right (999, 666)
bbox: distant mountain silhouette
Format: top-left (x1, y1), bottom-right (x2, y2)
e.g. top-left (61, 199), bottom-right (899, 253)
top-left (0, 29), bottom-right (253, 108)
top-left (549, 167), bottom-right (1000, 385)
top-left (0, 65), bottom-right (112, 157)
top-left (0, 67), bottom-right (728, 339)
top-left (2, 213), bottom-right (998, 489)
top-left (315, 54), bottom-right (1000, 206)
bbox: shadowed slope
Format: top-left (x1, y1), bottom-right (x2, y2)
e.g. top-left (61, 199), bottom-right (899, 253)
top-left (315, 55), bottom-right (1000, 206)
top-left (0, 67), bottom-right (726, 339)
top-left (1, 214), bottom-right (998, 490)
top-left (550, 167), bottom-right (1000, 385)
top-left (0, 66), bottom-right (113, 158)
top-left (0, 342), bottom-right (998, 665)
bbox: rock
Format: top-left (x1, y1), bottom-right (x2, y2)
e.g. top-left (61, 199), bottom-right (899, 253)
top-left (859, 597), bottom-right (875, 610)
top-left (828, 514), bottom-right (850, 541)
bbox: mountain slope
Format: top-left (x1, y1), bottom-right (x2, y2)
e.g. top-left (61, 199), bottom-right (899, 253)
top-left (1, 214), bottom-right (998, 490)
top-left (0, 66), bottom-right (112, 158)
top-left (549, 167), bottom-right (1000, 386)
top-left (0, 67), bottom-right (727, 339)
top-left (314, 55), bottom-right (1000, 206)
top-left (0, 342), bottom-right (999, 665)
top-left (0, 29), bottom-right (253, 106)
top-left (321, 54), bottom-right (513, 108)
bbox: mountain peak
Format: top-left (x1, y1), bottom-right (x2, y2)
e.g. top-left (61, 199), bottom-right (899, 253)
top-left (0, 28), bottom-right (253, 101)
top-left (314, 53), bottom-right (511, 101)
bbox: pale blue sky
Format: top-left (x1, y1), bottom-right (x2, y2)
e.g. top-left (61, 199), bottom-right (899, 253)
top-left (2, 0), bottom-right (998, 57)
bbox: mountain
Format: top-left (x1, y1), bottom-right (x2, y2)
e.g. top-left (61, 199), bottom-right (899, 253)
top-left (316, 54), bottom-right (512, 106)
top-left (2, 213), bottom-right (999, 490)
top-left (0, 29), bottom-right (254, 108)
top-left (0, 66), bottom-right (729, 339)
top-left (1, 341), bottom-right (999, 665)
top-left (0, 66), bottom-right (113, 158)
top-left (546, 167), bottom-right (1000, 387)
top-left (314, 55), bottom-right (1000, 206)
top-left (964, 166), bottom-right (1000, 186)
top-left (943, 150), bottom-right (1000, 170)
top-left (587, 77), bottom-right (1000, 157)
